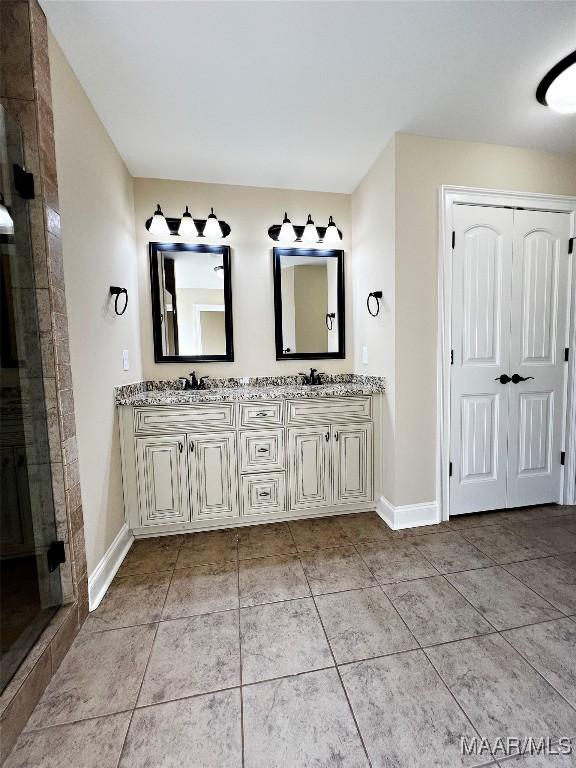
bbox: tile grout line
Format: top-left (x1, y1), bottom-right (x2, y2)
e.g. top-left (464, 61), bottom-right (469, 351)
top-left (114, 557), bottom-right (178, 768)
top-left (234, 534), bottom-right (245, 768)
top-left (289, 522), bottom-right (375, 768)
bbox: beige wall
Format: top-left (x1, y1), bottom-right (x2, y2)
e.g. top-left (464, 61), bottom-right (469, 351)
top-left (394, 134), bottom-right (576, 506)
top-left (351, 136), bottom-right (396, 500)
top-left (49, 34), bottom-right (141, 575)
top-left (133, 178), bottom-right (351, 378)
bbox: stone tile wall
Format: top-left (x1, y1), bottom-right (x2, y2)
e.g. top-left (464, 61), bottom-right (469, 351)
top-left (0, 0), bottom-right (88, 760)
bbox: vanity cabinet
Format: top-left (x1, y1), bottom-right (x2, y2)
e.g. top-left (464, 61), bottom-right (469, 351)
top-left (287, 423), bottom-right (373, 511)
top-left (135, 435), bottom-right (191, 525)
top-left (189, 432), bottom-right (238, 521)
top-left (120, 393), bottom-right (380, 536)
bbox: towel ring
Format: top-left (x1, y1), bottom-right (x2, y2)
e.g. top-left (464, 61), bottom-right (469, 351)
top-left (366, 291), bottom-right (383, 317)
top-left (110, 286), bottom-right (128, 316)
top-left (325, 312), bottom-right (336, 331)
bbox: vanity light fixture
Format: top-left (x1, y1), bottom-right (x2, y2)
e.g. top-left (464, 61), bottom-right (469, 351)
top-left (536, 50), bottom-right (576, 114)
top-left (177, 205), bottom-right (198, 237)
top-left (148, 203), bottom-right (170, 236)
top-left (323, 216), bottom-right (342, 243)
top-left (302, 214), bottom-right (318, 244)
top-left (0, 193), bottom-right (14, 235)
top-left (145, 206), bottom-right (231, 238)
top-left (278, 212), bottom-right (296, 242)
top-left (268, 214), bottom-right (343, 244)
top-left (214, 265), bottom-right (225, 280)
top-left (203, 208), bottom-right (223, 239)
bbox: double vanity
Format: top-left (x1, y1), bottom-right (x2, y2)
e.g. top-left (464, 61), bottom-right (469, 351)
top-left (116, 375), bottom-right (385, 537)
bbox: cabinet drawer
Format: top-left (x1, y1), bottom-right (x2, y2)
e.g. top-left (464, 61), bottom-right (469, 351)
top-left (286, 397), bottom-right (371, 425)
top-left (240, 429), bottom-right (285, 473)
top-left (241, 472), bottom-right (286, 516)
top-left (239, 401), bottom-right (283, 428)
top-left (134, 404), bottom-right (234, 435)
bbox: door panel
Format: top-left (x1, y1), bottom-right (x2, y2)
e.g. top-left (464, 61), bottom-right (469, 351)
top-left (333, 424), bottom-right (373, 505)
top-left (136, 435), bottom-right (190, 525)
top-left (189, 432), bottom-right (238, 520)
top-left (288, 426), bottom-right (331, 510)
top-left (450, 205), bottom-right (513, 514)
top-left (506, 210), bottom-right (571, 507)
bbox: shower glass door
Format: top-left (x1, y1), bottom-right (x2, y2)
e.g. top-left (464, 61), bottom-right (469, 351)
top-left (0, 104), bottom-right (63, 692)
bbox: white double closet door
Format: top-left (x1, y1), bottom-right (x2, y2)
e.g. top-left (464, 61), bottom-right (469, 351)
top-left (450, 204), bottom-right (572, 515)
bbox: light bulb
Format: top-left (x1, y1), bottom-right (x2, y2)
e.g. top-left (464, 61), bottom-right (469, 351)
top-left (203, 208), bottom-right (223, 239)
top-left (148, 204), bottom-right (170, 236)
top-left (278, 212), bottom-right (296, 242)
top-left (178, 206), bottom-right (198, 237)
top-left (302, 214), bottom-right (318, 244)
top-left (323, 216), bottom-right (341, 243)
top-left (545, 62), bottom-right (576, 114)
top-left (0, 195), bottom-right (14, 235)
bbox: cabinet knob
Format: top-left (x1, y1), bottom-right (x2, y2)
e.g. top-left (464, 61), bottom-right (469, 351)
top-left (189, 440), bottom-right (195, 452)
top-left (178, 442), bottom-right (183, 453)
top-left (257, 447), bottom-right (270, 453)
top-left (255, 411), bottom-right (269, 417)
top-left (258, 490), bottom-right (271, 498)
top-left (325, 432), bottom-right (329, 442)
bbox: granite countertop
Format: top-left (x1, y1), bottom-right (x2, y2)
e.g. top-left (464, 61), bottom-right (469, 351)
top-left (115, 374), bottom-right (385, 407)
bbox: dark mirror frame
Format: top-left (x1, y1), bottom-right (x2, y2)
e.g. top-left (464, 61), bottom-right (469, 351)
top-left (149, 241), bottom-right (234, 363)
top-left (272, 247), bottom-right (345, 360)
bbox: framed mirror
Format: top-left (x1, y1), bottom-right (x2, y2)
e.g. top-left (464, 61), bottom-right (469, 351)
top-left (273, 247), bottom-right (344, 360)
top-left (149, 242), bottom-right (233, 362)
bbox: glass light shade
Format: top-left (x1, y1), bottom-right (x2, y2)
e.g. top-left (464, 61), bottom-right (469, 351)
top-left (545, 62), bottom-right (576, 113)
top-left (203, 208), bottom-right (223, 239)
top-left (178, 206), bottom-right (198, 237)
top-left (149, 204), bottom-right (170, 236)
top-left (278, 212), bottom-right (296, 242)
top-left (214, 265), bottom-right (225, 280)
top-left (302, 214), bottom-right (318, 244)
top-left (323, 216), bottom-right (341, 243)
top-left (0, 197), bottom-right (14, 235)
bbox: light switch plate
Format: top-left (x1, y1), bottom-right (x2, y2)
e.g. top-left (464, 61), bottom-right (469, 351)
top-left (362, 345), bottom-right (369, 365)
top-left (122, 349), bottom-right (129, 371)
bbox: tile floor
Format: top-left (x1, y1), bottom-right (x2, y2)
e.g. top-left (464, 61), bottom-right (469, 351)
top-left (6, 506), bottom-right (576, 768)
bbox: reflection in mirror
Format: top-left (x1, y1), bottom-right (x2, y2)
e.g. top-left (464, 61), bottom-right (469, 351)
top-left (273, 248), bottom-right (344, 360)
top-left (150, 243), bottom-right (233, 362)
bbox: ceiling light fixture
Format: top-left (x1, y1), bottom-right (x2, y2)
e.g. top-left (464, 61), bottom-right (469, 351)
top-left (145, 206), bottom-right (231, 238)
top-left (302, 214), bottom-right (319, 244)
top-left (148, 203), bottom-right (170, 236)
top-left (203, 208), bottom-right (223, 240)
top-left (323, 215), bottom-right (342, 244)
top-left (0, 193), bottom-right (14, 235)
top-left (278, 212), bottom-right (296, 243)
top-left (177, 205), bottom-right (198, 237)
top-left (536, 50), bottom-right (576, 114)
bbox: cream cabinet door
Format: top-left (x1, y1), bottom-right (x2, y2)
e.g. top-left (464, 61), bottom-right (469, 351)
top-left (288, 426), bottom-right (331, 510)
top-left (189, 432), bottom-right (239, 520)
top-left (135, 435), bottom-right (191, 526)
top-left (333, 424), bottom-right (373, 505)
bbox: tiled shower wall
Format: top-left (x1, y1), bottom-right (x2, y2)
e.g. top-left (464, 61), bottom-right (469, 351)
top-left (0, 0), bottom-right (88, 758)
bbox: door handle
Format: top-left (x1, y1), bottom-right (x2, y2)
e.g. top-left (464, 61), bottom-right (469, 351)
top-left (189, 440), bottom-right (194, 452)
top-left (178, 442), bottom-right (183, 453)
top-left (511, 374), bottom-right (535, 384)
top-left (495, 374), bottom-right (512, 384)
top-left (325, 432), bottom-right (330, 442)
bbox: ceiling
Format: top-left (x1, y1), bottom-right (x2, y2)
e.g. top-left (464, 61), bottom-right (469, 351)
top-left (42, 1), bottom-right (576, 193)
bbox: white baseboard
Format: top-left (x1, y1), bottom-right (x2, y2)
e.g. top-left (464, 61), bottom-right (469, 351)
top-left (376, 496), bottom-right (440, 530)
top-left (88, 523), bottom-right (133, 611)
